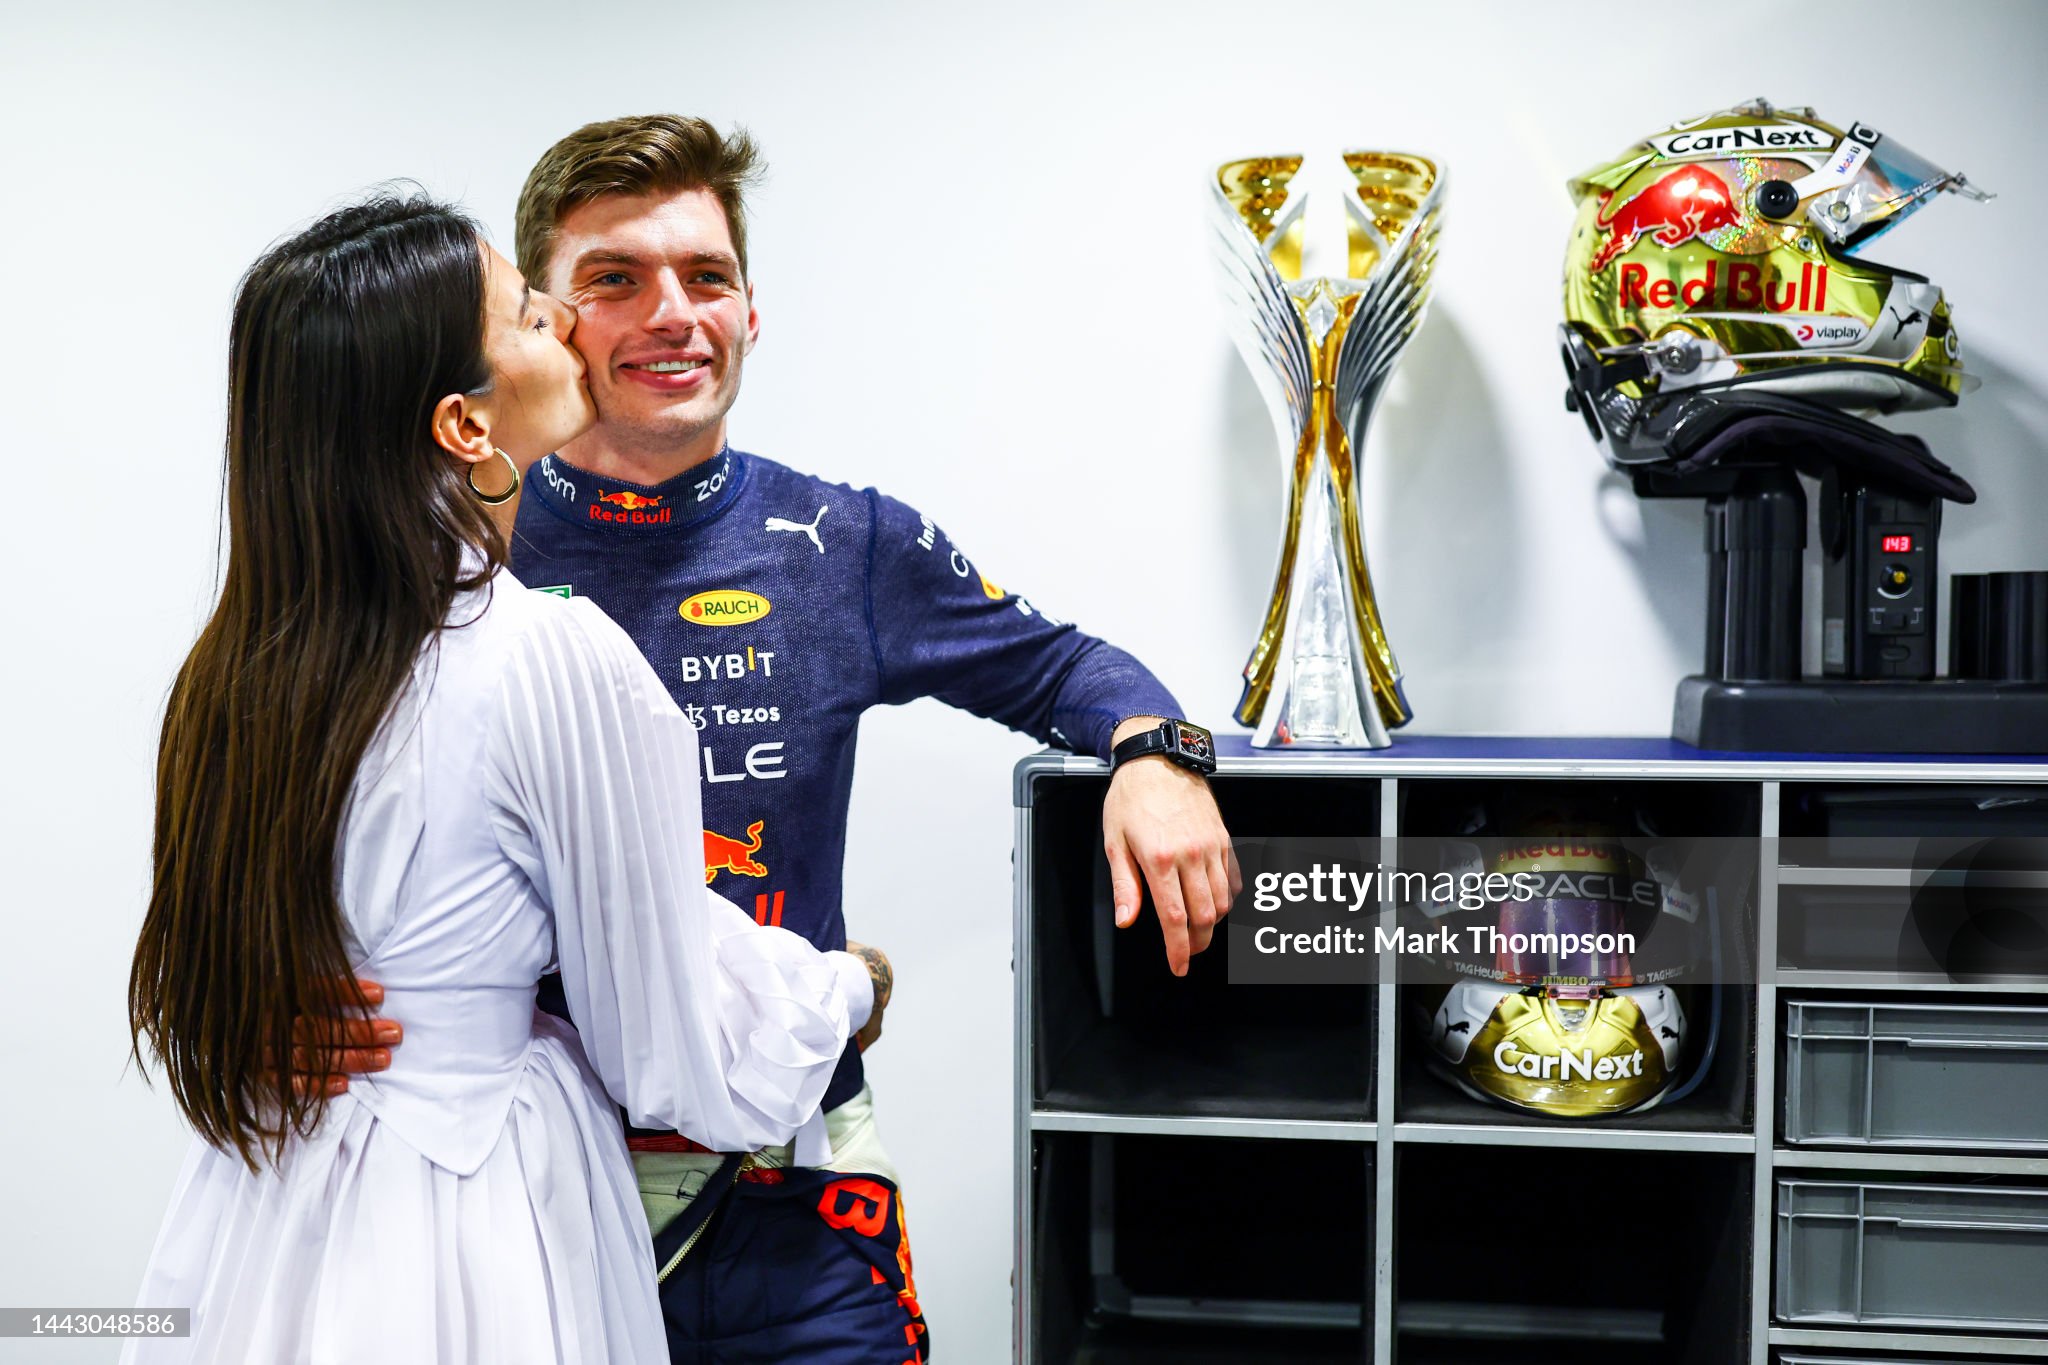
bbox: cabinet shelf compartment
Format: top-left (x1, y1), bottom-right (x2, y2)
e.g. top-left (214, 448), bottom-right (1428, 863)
top-left (1025, 774), bottom-right (1377, 1122)
top-left (1782, 998), bottom-right (2048, 1150)
top-left (1777, 880), bottom-right (2048, 982)
top-left (1391, 776), bottom-right (1760, 1134)
top-left (1778, 1352), bottom-right (2048, 1363)
top-left (1395, 1145), bottom-right (1751, 1365)
top-left (1027, 1130), bottom-right (1370, 1363)
top-left (1780, 784), bottom-right (2048, 869)
top-left (1777, 1179), bottom-right (2048, 1332)
top-left (1397, 775), bottom-right (1764, 841)
top-left (1392, 979), bottom-right (1756, 1136)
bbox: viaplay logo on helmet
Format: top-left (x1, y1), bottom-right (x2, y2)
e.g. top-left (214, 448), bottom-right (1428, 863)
top-left (1588, 168), bottom-right (1740, 272)
top-left (1795, 318), bottom-right (1867, 345)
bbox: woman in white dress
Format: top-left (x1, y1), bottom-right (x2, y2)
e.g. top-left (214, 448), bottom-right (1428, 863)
top-left (123, 193), bottom-right (876, 1363)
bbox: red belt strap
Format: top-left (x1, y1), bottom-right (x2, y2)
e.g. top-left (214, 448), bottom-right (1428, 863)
top-left (626, 1134), bottom-right (723, 1155)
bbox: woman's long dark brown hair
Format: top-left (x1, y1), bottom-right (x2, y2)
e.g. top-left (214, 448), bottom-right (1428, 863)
top-left (130, 192), bottom-right (508, 1168)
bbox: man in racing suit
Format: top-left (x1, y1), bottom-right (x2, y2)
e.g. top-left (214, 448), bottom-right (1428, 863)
top-left (319, 114), bottom-right (1238, 1363)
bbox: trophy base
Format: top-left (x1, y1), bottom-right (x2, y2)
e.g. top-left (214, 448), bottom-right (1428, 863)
top-left (1249, 733), bottom-right (1395, 752)
top-left (1673, 675), bottom-right (2048, 754)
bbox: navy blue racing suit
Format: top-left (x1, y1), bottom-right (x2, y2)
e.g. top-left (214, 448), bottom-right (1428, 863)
top-left (514, 447), bottom-right (1179, 1362)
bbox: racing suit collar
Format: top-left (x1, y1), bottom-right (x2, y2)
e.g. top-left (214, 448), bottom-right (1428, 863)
top-left (525, 447), bottom-right (748, 535)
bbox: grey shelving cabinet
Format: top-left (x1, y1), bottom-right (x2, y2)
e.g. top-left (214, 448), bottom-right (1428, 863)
top-left (1013, 737), bottom-right (2048, 1364)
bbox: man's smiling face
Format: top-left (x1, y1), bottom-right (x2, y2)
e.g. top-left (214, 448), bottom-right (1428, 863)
top-left (548, 187), bottom-right (760, 464)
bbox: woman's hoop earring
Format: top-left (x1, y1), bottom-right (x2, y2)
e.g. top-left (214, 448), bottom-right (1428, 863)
top-left (467, 447), bottom-right (521, 506)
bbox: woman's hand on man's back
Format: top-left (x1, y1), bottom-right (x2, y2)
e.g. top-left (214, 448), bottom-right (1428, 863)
top-left (286, 977), bottom-right (401, 1096)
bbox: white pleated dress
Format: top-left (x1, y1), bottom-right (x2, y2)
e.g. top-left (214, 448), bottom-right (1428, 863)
top-left (124, 572), bottom-right (871, 1365)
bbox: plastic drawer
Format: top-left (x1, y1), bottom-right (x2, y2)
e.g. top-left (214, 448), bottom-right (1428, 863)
top-left (1779, 1357), bottom-right (2046, 1365)
top-left (1779, 1359), bottom-right (2044, 1365)
top-left (1783, 1000), bottom-right (2048, 1149)
top-left (1776, 1179), bottom-right (2048, 1331)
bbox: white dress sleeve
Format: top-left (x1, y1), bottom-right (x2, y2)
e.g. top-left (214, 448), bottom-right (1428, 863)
top-left (483, 596), bottom-right (872, 1154)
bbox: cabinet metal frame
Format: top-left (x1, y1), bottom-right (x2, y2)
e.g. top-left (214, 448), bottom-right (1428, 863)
top-left (1013, 742), bottom-right (2048, 1364)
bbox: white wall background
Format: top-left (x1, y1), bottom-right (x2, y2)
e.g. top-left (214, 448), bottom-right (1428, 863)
top-left (4, 1), bottom-right (2045, 1359)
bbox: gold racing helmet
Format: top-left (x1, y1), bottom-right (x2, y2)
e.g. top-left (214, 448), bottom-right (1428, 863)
top-left (1431, 980), bottom-right (1685, 1117)
top-left (1422, 817), bottom-right (1692, 1117)
top-left (1561, 98), bottom-right (1989, 459)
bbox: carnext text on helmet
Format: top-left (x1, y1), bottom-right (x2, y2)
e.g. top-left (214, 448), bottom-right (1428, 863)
top-left (1651, 125), bottom-right (1830, 157)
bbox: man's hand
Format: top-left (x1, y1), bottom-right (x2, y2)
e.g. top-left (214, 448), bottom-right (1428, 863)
top-left (1103, 716), bottom-right (1241, 977)
top-left (843, 940), bottom-right (893, 1053)
top-left (289, 977), bottom-right (401, 1098)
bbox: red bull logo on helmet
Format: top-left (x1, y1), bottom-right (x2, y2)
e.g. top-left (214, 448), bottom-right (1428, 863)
top-left (1588, 167), bottom-right (1741, 273)
top-left (1618, 259), bottom-right (1833, 314)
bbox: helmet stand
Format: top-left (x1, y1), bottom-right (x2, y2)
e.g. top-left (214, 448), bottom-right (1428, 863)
top-left (1649, 413), bottom-right (2048, 752)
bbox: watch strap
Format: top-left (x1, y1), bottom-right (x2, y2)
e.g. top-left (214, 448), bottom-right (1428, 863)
top-left (1111, 719), bottom-right (1217, 775)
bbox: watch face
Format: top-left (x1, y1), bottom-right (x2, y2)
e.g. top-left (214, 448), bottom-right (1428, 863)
top-left (1173, 722), bottom-right (1215, 763)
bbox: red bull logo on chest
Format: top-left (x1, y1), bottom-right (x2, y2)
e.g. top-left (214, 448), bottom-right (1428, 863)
top-left (590, 489), bottom-right (671, 524)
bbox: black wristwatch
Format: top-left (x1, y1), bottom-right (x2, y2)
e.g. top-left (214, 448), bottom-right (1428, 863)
top-left (1110, 719), bottom-right (1217, 776)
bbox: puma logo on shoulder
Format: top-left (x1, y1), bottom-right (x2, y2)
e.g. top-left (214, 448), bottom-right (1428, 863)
top-left (765, 505), bottom-right (828, 553)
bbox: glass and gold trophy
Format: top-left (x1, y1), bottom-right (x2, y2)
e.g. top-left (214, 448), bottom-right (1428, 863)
top-left (1213, 151), bottom-right (1444, 748)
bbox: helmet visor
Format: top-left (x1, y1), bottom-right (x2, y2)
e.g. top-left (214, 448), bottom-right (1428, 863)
top-left (1492, 895), bottom-right (1637, 987)
top-left (1797, 122), bottom-right (1989, 253)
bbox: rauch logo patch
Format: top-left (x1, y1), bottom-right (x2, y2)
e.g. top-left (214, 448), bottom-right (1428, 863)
top-left (680, 590), bottom-right (772, 626)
